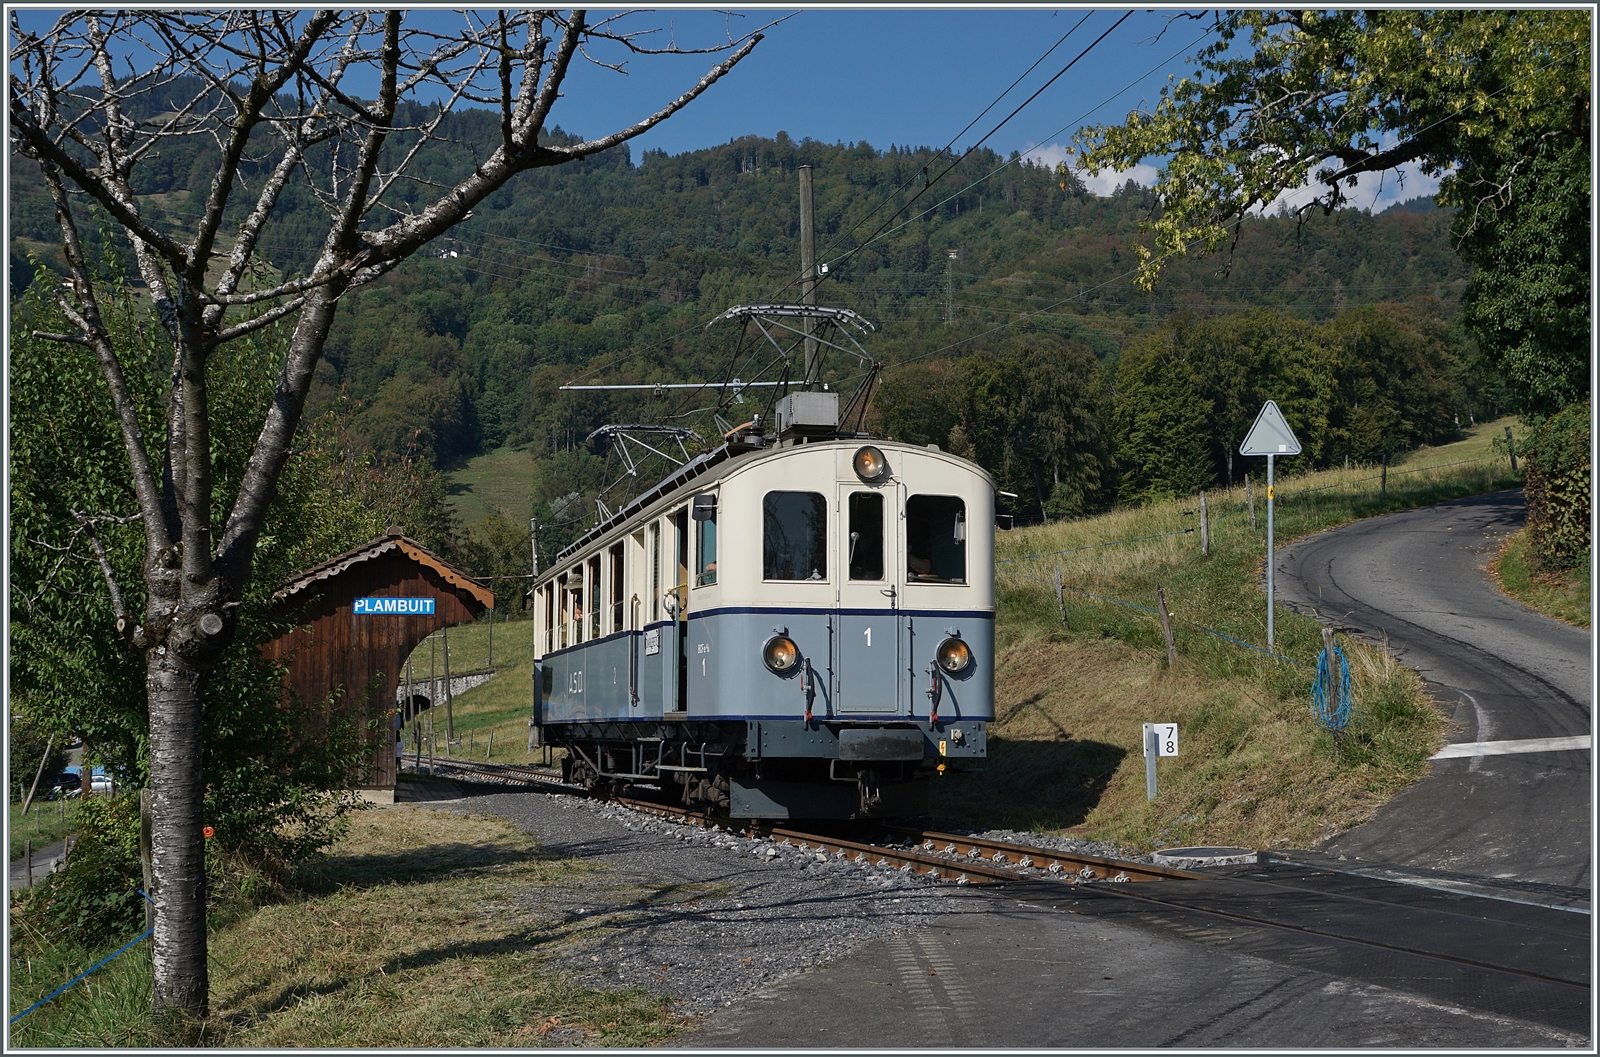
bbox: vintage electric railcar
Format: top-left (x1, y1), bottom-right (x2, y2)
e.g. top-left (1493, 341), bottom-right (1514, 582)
top-left (530, 414), bottom-right (993, 819)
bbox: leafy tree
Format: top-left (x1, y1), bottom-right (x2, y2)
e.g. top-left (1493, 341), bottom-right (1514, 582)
top-left (1074, 9), bottom-right (1590, 413)
top-left (1112, 302), bottom-right (1466, 501)
top-left (9, 10), bottom-right (762, 1017)
top-left (1113, 330), bottom-right (1217, 503)
top-left (873, 337), bottom-right (1111, 520)
top-left (9, 267), bottom-right (449, 882)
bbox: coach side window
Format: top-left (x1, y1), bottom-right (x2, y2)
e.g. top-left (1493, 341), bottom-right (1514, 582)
top-left (906, 494), bottom-right (966, 584)
top-left (764, 491), bottom-right (828, 581)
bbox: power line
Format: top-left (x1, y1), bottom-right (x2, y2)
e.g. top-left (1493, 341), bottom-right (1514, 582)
top-left (806, 12), bottom-right (1095, 273)
top-left (804, 11), bottom-right (1134, 293)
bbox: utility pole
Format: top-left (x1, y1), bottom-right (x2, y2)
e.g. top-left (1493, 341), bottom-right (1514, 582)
top-left (799, 165), bottom-right (820, 389)
top-left (530, 517), bottom-right (539, 576)
top-left (945, 249), bottom-right (957, 325)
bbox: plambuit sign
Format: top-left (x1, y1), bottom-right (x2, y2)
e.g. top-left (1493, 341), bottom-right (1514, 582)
top-left (353, 596), bottom-right (436, 615)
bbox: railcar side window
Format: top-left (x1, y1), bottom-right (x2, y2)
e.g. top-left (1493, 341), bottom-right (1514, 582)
top-left (906, 494), bottom-right (966, 584)
top-left (763, 491), bottom-right (828, 581)
top-left (696, 513), bottom-right (718, 586)
top-left (588, 555), bottom-right (602, 639)
top-left (649, 522), bottom-right (662, 622)
top-left (609, 543), bottom-right (624, 631)
top-left (848, 492), bottom-right (884, 580)
top-left (543, 583), bottom-right (555, 652)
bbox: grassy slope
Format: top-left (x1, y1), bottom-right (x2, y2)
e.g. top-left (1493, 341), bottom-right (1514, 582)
top-left (1492, 528), bottom-right (1591, 628)
top-left (9, 799), bottom-right (81, 861)
top-left (445, 444), bottom-right (536, 528)
top-left (398, 615), bottom-right (557, 767)
top-left (8, 808), bottom-right (683, 1047)
top-left (930, 417), bottom-right (1522, 852)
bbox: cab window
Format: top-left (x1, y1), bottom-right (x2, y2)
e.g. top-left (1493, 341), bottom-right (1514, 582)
top-left (848, 492), bottom-right (884, 580)
top-left (906, 494), bottom-right (966, 583)
top-left (764, 491), bottom-right (828, 581)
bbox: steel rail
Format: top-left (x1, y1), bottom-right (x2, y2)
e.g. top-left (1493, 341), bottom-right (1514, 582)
top-left (400, 762), bottom-right (1196, 886)
top-left (397, 769), bottom-right (1585, 987)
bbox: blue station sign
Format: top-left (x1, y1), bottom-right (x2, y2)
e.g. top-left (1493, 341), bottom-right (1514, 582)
top-left (353, 596), bottom-right (436, 615)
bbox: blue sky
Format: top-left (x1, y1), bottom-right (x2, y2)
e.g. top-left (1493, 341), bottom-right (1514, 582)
top-left (10, 7), bottom-right (1438, 209)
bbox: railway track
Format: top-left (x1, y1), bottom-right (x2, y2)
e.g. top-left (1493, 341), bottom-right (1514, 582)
top-left (403, 757), bottom-right (1587, 1029)
top-left (403, 757), bottom-right (1196, 885)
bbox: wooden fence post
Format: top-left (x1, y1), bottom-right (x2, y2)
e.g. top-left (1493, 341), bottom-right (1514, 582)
top-left (487, 728), bottom-right (495, 761)
top-left (1157, 584), bottom-right (1177, 669)
top-left (24, 840), bottom-right (32, 889)
top-left (442, 626), bottom-right (455, 749)
top-left (1199, 491), bottom-right (1210, 557)
top-left (1246, 474), bottom-right (1256, 530)
top-left (1053, 564), bottom-right (1067, 630)
top-left (1504, 426), bottom-right (1518, 473)
top-left (1381, 452), bottom-right (1388, 496)
top-left (139, 788), bottom-right (154, 930)
top-left (20, 735), bottom-right (55, 817)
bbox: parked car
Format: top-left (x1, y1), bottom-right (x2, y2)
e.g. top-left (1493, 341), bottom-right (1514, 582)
top-left (40, 772), bottom-right (78, 799)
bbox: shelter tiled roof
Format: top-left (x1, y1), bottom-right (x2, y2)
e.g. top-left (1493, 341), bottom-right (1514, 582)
top-left (273, 530), bottom-right (494, 608)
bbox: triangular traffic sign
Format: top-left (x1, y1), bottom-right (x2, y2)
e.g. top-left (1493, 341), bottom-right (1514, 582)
top-left (1239, 400), bottom-right (1301, 456)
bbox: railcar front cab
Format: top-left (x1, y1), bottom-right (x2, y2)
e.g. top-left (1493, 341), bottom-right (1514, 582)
top-left (531, 438), bottom-right (994, 819)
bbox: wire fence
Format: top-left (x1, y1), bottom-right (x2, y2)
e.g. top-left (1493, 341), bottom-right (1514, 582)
top-left (995, 449), bottom-right (1515, 670)
top-left (1007, 570), bottom-right (1310, 668)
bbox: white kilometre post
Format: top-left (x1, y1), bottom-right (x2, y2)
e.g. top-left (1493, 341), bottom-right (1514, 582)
top-left (1239, 401), bottom-right (1301, 651)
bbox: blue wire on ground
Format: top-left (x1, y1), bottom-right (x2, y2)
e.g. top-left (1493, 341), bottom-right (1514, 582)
top-left (10, 926), bottom-right (153, 1024)
top-left (1312, 645), bottom-right (1355, 730)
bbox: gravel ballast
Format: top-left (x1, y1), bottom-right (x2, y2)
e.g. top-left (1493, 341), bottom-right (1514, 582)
top-left (440, 790), bottom-right (953, 1016)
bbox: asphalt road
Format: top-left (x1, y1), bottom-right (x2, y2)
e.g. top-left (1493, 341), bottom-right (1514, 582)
top-left (1274, 489), bottom-right (1592, 893)
top-left (678, 881), bottom-right (1586, 1047)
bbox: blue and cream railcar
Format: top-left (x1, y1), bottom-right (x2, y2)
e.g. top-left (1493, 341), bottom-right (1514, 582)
top-left (531, 437), bottom-right (993, 819)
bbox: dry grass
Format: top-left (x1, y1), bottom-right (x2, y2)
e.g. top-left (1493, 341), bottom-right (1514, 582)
top-left (211, 806), bottom-right (680, 1047)
top-left (8, 808), bottom-right (689, 1048)
top-left (931, 635), bottom-right (1439, 852)
top-left (930, 420), bottom-right (1518, 852)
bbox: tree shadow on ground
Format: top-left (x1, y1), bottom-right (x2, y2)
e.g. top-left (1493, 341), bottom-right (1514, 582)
top-left (294, 839), bottom-right (573, 892)
top-left (929, 735), bottom-right (1126, 833)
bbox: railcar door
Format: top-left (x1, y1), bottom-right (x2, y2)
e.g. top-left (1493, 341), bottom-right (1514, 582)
top-left (834, 483), bottom-right (905, 715)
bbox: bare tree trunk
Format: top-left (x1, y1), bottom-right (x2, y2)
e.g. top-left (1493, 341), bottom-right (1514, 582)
top-left (9, 9), bottom-right (767, 1025)
top-left (147, 652), bottom-right (208, 1014)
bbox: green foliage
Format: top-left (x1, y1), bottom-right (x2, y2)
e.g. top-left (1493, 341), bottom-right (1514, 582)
top-left (15, 794), bottom-right (145, 947)
top-left (1111, 302), bottom-right (1464, 501)
top-left (1074, 9), bottom-right (1590, 413)
top-left (456, 513), bottom-right (538, 613)
top-left (873, 335), bottom-right (1111, 519)
top-left (10, 714), bottom-right (68, 803)
top-left (8, 274), bottom-right (449, 872)
top-left (1521, 401), bottom-right (1591, 571)
top-left (1458, 138), bottom-right (1591, 415)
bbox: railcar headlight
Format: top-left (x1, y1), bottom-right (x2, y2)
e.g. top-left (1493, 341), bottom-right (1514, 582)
top-left (853, 445), bottom-right (890, 483)
top-left (936, 637), bottom-right (973, 674)
top-left (763, 635), bottom-right (800, 674)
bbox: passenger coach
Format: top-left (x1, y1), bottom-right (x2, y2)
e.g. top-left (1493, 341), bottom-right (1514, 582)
top-left (531, 419), bottom-right (993, 819)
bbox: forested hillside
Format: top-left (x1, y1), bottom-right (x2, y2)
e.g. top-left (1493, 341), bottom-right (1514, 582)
top-left (11, 117), bottom-right (1498, 568)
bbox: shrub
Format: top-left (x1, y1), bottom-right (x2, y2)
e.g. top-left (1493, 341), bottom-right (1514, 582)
top-left (15, 794), bottom-right (145, 947)
top-left (1522, 400), bottom-right (1591, 571)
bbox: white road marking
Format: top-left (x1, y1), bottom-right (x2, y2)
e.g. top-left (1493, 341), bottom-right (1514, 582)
top-left (1431, 735), bottom-right (1590, 759)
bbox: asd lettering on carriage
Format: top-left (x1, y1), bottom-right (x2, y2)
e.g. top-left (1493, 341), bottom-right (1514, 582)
top-left (352, 597), bottom-right (436, 615)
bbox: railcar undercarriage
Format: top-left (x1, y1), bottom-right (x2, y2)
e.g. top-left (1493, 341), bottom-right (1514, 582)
top-left (543, 718), bottom-right (972, 819)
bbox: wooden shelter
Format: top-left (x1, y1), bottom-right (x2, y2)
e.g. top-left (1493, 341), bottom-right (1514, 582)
top-left (263, 528), bottom-right (493, 800)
